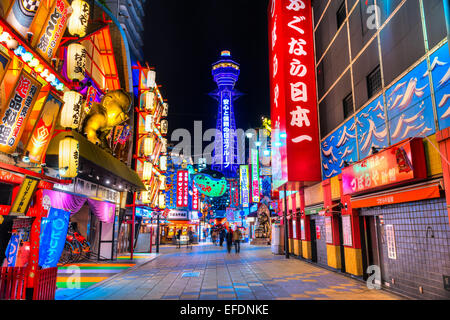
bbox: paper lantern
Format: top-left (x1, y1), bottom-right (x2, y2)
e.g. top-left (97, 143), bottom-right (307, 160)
top-left (67, 43), bottom-right (86, 81)
top-left (160, 156), bottom-right (168, 171)
top-left (59, 136), bottom-right (79, 178)
top-left (143, 162), bottom-right (153, 181)
top-left (161, 138), bottom-right (167, 153)
top-left (145, 115), bottom-right (153, 132)
top-left (67, 0), bottom-right (90, 37)
top-left (61, 91), bottom-right (83, 128)
top-left (161, 119), bottom-right (168, 135)
top-left (143, 137), bottom-right (154, 156)
top-left (158, 192), bottom-right (166, 209)
top-left (147, 70), bottom-right (156, 88)
top-left (159, 175), bottom-right (166, 190)
top-left (162, 103), bottom-right (169, 117)
top-left (145, 92), bottom-right (155, 111)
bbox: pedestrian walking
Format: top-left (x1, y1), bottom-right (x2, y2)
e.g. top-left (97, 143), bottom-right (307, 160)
top-left (176, 229), bottom-right (182, 249)
top-left (219, 228), bottom-right (226, 247)
top-left (212, 229), bottom-right (218, 246)
top-left (225, 228), bottom-right (233, 254)
top-left (233, 227), bottom-right (242, 253)
top-left (187, 228), bottom-right (194, 250)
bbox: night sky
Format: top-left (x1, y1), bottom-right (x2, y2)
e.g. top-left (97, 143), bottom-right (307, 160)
top-left (143, 0), bottom-right (270, 146)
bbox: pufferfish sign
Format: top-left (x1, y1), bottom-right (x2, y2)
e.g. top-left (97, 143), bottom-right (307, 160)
top-left (193, 172), bottom-right (228, 198)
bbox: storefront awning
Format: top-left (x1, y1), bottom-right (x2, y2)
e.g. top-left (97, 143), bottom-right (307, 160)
top-left (351, 180), bottom-right (442, 209)
top-left (46, 131), bottom-right (146, 190)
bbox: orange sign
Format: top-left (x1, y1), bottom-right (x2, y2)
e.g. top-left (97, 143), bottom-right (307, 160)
top-left (0, 71), bottom-right (41, 154)
top-left (351, 183), bottom-right (441, 209)
top-left (24, 92), bottom-right (62, 163)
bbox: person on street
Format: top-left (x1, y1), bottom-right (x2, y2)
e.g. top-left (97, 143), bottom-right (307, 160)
top-left (212, 229), bottom-right (218, 245)
top-left (219, 228), bottom-right (226, 247)
top-left (176, 229), bottom-right (182, 249)
top-left (225, 227), bottom-right (233, 254)
top-left (187, 228), bottom-right (194, 250)
top-left (233, 227), bottom-right (242, 253)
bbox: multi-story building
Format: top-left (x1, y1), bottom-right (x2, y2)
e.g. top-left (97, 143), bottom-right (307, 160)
top-left (273, 0), bottom-right (450, 300)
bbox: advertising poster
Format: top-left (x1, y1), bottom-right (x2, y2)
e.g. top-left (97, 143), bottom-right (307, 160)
top-left (35, 0), bottom-right (70, 60)
top-left (24, 92), bottom-right (62, 163)
top-left (325, 217), bottom-right (333, 244)
top-left (0, 71), bottom-right (41, 154)
top-left (342, 215), bottom-right (352, 247)
top-left (300, 218), bottom-right (305, 240)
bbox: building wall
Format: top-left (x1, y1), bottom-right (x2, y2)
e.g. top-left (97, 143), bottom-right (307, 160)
top-left (360, 198), bottom-right (450, 300)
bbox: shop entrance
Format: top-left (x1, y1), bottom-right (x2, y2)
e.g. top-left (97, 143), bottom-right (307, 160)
top-left (309, 218), bottom-right (317, 263)
top-left (360, 215), bottom-right (386, 284)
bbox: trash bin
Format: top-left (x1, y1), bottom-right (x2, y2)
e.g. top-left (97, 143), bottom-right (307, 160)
top-left (271, 224), bottom-right (284, 255)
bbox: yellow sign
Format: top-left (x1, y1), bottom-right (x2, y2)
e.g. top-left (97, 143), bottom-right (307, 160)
top-left (10, 176), bottom-right (40, 216)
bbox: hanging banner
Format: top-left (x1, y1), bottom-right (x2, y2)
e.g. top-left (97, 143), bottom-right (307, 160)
top-left (35, 0), bottom-right (70, 61)
top-left (10, 175), bottom-right (40, 216)
top-left (4, 234), bottom-right (21, 267)
top-left (239, 165), bottom-right (249, 208)
top-left (24, 92), bottom-right (62, 163)
top-left (251, 149), bottom-right (260, 203)
top-left (269, 0), bottom-right (321, 189)
top-left (38, 208), bottom-right (70, 269)
top-left (0, 71), bottom-right (41, 154)
top-left (5, 0), bottom-right (40, 37)
top-left (84, 86), bottom-right (96, 114)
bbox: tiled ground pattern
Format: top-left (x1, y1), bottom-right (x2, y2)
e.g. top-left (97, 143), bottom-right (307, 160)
top-left (71, 244), bottom-right (401, 300)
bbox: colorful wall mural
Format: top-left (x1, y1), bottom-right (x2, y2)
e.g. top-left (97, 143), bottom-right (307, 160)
top-left (321, 117), bottom-right (358, 179)
top-left (321, 42), bottom-right (449, 180)
top-left (431, 43), bottom-right (450, 130)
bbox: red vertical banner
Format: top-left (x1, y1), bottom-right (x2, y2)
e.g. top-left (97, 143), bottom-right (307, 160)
top-left (183, 171), bottom-right (189, 207)
top-left (176, 170), bottom-right (184, 207)
top-left (192, 185), bottom-right (199, 210)
top-left (269, 0), bottom-right (321, 189)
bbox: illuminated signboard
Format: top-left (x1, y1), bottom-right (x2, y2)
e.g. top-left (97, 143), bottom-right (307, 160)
top-left (269, 0), bottom-right (321, 189)
top-left (35, 0), bottom-right (70, 60)
top-left (176, 170), bottom-right (189, 207)
top-left (240, 165), bottom-right (250, 208)
top-left (10, 176), bottom-right (40, 216)
top-left (193, 173), bottom-right (227, 198)
top-left (341, 138), bottom-right (427, 195)
top-left (6, 0), bottom-right (40, 36)
top-left (0, 71), bottom-right (41, 154)
top-left (192, 185), bottom-right (199, 210)
top-left (24, 92), bottom-right (62, 163)
top-left (251, 149), bottom-right (260, 203)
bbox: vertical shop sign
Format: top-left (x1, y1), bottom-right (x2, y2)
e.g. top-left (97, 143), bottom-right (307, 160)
top-left (192, 185), bottom-right (199, 210)
top-left (385, 225), bottom-right (397, 260)
top-left (342, 215), bottom-right (352, 246)
top-left (183, 170), bottom-right (189, 207)
top-left (292, 219), bottom-right (297, 238)
top-left (35, 0), bottom-right (70, 60)
top-left (325, 217), bottom-right (333, 244)
top-left (240, 165), bottom-right (250, 208)
top-left (269, 0), bottom-right (321, 189)
top-left (10, 176), bottom-right (40, 216)
top-left (251, 148), bottom-right (260, 203)
top-left (300, 217), bottom-right (305, 240)
top-left (25, 92), bottom-right (62, 163)
top-left (0, 71), bottom-right (41, 154)
top-left (177, 170), bottom-right (188, 208)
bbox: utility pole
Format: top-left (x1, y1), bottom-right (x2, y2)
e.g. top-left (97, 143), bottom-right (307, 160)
top-left (156, 212), bottom-right (160, 253)
top-left (283, 185), bottom-right (290, 259)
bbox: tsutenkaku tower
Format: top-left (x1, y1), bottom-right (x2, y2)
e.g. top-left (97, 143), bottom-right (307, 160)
top-left (211, 51), bottom-right (241, 178)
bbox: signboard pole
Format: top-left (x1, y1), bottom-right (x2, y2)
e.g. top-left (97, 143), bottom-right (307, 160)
top-left (283, 185), bottom-right (290, 259)
top-left (156, 212), bottom-right (160, 253)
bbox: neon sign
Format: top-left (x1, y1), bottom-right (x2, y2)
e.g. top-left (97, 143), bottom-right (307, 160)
top-left (251, 149), bottom-right (260, 203)
top-left (240, 165), bottom-right (250, 208)
top-left (193, 173), bottom-right (227, 198)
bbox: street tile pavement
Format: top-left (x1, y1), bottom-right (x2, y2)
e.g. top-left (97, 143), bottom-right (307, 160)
top-left (69, 244), bottom-right (402, 300)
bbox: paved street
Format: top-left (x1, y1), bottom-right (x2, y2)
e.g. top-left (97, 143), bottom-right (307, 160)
top-left (66, 244), bottom-right (402, 300)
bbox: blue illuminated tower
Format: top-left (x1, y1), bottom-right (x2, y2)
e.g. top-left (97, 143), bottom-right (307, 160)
top-left (211, 51), bottom-right (241, 178)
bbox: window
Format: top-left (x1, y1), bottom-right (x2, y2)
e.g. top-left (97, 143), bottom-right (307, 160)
top-left (336, 1), bottom-right (346, 29)
top-left (367, 65), bottom-right (382, 98)
top-left (343, 93), bottom-right (353, 119)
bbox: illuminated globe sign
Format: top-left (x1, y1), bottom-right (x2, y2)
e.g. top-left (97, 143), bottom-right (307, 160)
top-left (193, 173), bottom-right (227, 198)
